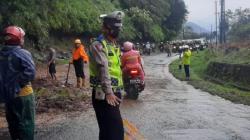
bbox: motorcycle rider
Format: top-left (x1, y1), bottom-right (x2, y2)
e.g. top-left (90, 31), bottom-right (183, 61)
top-left (89, 11), bottom-right (125, 140)
top-left (0, 26), bottom-right (36, 140)
top-left (135, 42), bottom-right (140, 51)
top-left (145, 42), bottom-right (151, 55)
top-left (121, 41), bottom-right (145, 88)
top-left (151, 43), bottom-right (156, 53)
top-left (159, 42), bottom-right (164, 52)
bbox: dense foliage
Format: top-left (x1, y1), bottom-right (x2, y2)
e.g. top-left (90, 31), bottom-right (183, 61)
top-left (226, 8), bottom-right (250, 42)
top-left (0, 0), bottom-right (187, 48)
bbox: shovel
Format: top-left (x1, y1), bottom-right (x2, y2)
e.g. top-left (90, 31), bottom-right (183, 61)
top-left (64, 63), bottom-right (71, 86)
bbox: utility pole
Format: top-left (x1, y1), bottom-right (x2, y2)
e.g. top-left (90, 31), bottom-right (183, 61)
top-left (215, 0), bottom-right (218, 45)
top-left (219, 0), bottom-right (226, 44)
top-left (210, 25), bottom-right (213, 44)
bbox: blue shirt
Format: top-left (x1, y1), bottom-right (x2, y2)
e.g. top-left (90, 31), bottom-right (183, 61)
top-left (0, 46), bottom-right (35, 102)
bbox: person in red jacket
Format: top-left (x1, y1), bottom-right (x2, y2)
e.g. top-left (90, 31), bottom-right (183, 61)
top-left (121, 41), bottom-right (145, 84)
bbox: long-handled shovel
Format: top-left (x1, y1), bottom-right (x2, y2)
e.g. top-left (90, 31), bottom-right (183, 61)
top-left (64, 63), bottom-right (71, 86)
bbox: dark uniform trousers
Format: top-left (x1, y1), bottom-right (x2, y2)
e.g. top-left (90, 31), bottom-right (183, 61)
top-left (5, 94), bottom-right (35, 140)
top-left (92, 89), bottom-right (124, 140)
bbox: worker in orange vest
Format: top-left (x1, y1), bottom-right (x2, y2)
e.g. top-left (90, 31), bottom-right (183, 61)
top-left (70, 39), bottom-right (89, 88)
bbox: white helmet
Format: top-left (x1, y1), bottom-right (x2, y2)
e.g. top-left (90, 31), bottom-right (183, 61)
top-left (123, 41), bottom-right (134, 51)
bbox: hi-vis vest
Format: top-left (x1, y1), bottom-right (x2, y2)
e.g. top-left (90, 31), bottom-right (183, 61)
top-left (89, 39), bottom-right (123, 88)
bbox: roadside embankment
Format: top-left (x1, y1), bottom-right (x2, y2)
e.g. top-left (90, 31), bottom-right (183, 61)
top-left (0, 64), bottom-right (92, 129)
top-left (169, 46), bottom-right (250, 105)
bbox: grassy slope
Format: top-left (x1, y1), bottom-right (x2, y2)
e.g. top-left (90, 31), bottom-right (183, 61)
top-left (169, 49), bottom-right (250, 105)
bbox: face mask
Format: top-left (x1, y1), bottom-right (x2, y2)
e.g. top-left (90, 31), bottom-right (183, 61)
top-left (110, 28), bottom-right (120, 39)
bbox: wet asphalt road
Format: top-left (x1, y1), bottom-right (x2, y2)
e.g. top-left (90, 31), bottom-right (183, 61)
top-left (3, 54), bottom-right (250, 140)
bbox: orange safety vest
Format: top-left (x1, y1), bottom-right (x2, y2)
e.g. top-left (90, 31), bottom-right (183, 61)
top-left (72, 44), bottom-right (89, 62)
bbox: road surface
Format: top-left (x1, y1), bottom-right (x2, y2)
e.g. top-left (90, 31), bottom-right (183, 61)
top-left (3, 54), bottom-right (250, 140)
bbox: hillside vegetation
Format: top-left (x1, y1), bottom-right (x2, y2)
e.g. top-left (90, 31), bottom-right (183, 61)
top-left (227, 8), bottom-right (250, 42)
top-left (170, 47), bottom-right (250, 105)
top-left (0, 0), bottom-right (187, 49)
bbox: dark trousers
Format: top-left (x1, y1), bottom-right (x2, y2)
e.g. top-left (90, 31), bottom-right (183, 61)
top-left (49, 62), bottom-right (56, 74)
top-left (5, 94), bottom-right (35, 140)
top-left (73, 59), bottom-right (85, 78)
top-left (49, 62), bottom-right (56, 80)
top-left (184, 65), bottom-right (190, 78)
top-left (92, 89), bottom-right (124, 140)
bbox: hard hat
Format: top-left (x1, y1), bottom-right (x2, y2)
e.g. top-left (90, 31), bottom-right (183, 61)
top-left (3, 26), bottom-right (25, 45)
top-left (100, 11), bottom-right (125, 29)
top-left (123, 41), bottom-right (133, 51)
top-left (74, 39), bottom-right (81, 44)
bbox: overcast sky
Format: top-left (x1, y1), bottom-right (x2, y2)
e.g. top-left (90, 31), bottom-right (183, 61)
top-left (184, 0), bottom-right (250, 30)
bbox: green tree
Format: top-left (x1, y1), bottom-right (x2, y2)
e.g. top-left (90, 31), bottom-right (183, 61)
top-left (226, 8), bottom-right (250, 41)
top-left (0, 0), bottom-right (187, 48)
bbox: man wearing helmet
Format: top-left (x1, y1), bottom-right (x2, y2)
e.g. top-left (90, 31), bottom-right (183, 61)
top-left (121, 41), bottom-right (145, 86)
top-left (159, 42), bottom-right (164, 53)
top-left (70, 39), bottom-right (89, 88)
top-left (182, 45), bottom-right (192, 80)
top-left (89, 11), bottom-right (125, 140)
top-left (0, 26), bottom-right (36, 140)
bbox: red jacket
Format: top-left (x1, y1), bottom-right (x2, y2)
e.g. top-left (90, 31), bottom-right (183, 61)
top-left (121, 50), bottom-right (144, 80)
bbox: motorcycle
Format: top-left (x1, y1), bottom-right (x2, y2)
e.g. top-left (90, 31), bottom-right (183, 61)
top-left (145, 47), bottom-right (151, 55)
top-left (159, 45), bottom-right (164, 53)
top-left (123, 69), bottom-right (145, 100)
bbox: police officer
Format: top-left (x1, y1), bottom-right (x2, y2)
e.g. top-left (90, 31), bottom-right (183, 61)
top-left (0, 26), bottom-right (36, 140)
top-left (89, 11), bottom-right (125, 140)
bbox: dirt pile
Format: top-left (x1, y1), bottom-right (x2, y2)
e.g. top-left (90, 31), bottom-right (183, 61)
top-left (33, 78), bottom-right (92, 114)
top-left (0, 63), bottom-right (92, 129)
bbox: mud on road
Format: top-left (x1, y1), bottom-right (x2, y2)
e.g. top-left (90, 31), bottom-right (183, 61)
top-left (0, 63), bottom-right (92, 139)
top-left (2, 54), bottom-right (250, 140)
